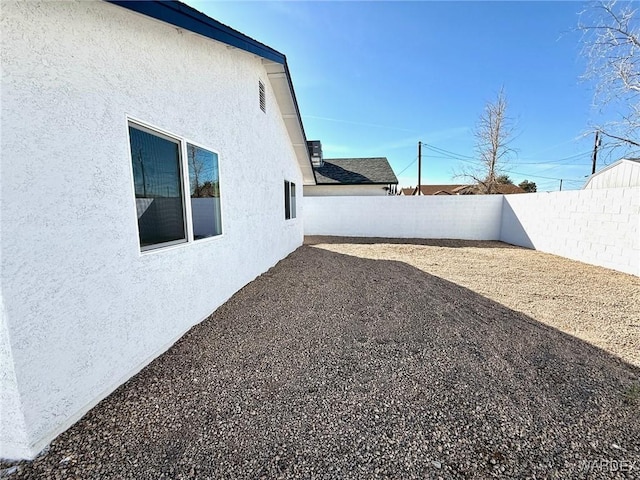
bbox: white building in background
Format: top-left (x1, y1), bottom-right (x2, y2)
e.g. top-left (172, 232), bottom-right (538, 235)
top-left (583, 158), bottom-right (640, 189)
top-left (1, 0), bottom-right (315, 460)
top-left (303, 141), bottom-right (398, 196)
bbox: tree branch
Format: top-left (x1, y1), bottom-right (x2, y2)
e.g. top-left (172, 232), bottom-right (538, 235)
top-left (579, 0), bottom-right (639, 158)
top-left (599, 130), bottom-right (640, 147)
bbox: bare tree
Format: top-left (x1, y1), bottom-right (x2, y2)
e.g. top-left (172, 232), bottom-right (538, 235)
top-left (459, 88), bottom-right (516, 194)
top-left (579, 0), bottom-right (640, 157)
top-left (188, 143), bottom-right (207, 197)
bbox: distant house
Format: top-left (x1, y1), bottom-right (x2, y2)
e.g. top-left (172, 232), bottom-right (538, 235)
top-left (400, 184), bottom-right (466, 195)
top-left (304, 142), bottom-right (398, 196)
top-left (583, 158), bottom-right (640, 189)
top-left (401, 184), bottom-right (525, 195)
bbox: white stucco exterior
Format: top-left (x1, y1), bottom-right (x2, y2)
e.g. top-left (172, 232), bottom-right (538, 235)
top-left (1, 0), bottom-right (305, 459)
top-left (304, 184), bottom-right (392, 196)
top-left (583, 159), bottom-right (640, 189)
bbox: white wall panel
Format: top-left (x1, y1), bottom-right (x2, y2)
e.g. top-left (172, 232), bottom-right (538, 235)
top-left (304, 195), bottom-right (504, 240)
top-left (305, 190), bottom-right (639, 276)
top-left (502, 189), bottom-right (639, 275)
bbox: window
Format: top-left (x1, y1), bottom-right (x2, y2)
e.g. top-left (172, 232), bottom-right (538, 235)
top-left (290, 182), bottom-right (296, 218)
top-left (187, 144), bottom-right (222, 239)
top-left (259, 80), bottom-right (266, 113)
top-left (129, 125), bottom-right (186, 249)
top-left (284, 180), bottom-right (296, 220)
top-left (128, 121), bottom-right (222, 251)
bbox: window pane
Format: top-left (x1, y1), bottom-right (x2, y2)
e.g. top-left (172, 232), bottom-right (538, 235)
top-left (187, 143), bottom-right (222, 239)
top-left (284, 180), bottom-right (291, 220)
top-left (290, 182), bottom-right (296, 219)
top-left (129, 125), bottom-right (186, 249)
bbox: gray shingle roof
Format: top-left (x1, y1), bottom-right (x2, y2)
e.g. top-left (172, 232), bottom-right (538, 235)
top-left (313, 158), bottom-right (398, 185)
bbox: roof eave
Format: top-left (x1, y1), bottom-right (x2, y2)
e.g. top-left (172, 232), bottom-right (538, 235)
top-left (314, 181), bottom-right (399, 186)
top-left (264, 59), bottom-right (315, 185)
top-left (107, 0), bottom-right (316, 185)
top-left (107, 1), bottom-right (284, 62)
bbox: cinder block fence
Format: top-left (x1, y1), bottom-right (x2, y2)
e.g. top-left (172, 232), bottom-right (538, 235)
top-left (303, 188), bottom-right (640, 276)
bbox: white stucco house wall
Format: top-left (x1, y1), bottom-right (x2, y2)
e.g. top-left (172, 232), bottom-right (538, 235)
top-left (1, 0), bottom-right (315, 460)
top-left (583, 158), bottom-right (640, 189)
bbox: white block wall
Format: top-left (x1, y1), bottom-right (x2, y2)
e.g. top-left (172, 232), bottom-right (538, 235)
top-left (1, 1), bottom-right (303, 460)
top-left (304, 195), bottom-right (504, 239)
top-left (501, 189), bottom-right (640, 276)
top-left (304, 189), bottom-right (639, 276)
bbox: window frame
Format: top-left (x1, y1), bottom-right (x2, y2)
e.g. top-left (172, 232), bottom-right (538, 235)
top-left (284, 179), bottom-right (296, 220)
top-left (126, 117), bottom-right (223, 253)
top-left (290, 181), bottom-right (296, 219)
top-left (184, 138), bottom-right (224, 241)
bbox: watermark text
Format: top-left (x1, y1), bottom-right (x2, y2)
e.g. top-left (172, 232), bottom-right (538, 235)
top-left (579, 459), bottom-right (636, 473)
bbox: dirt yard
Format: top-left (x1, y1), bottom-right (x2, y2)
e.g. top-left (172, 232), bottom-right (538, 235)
top-left (307, 236), bottom-right (640, 369)
top-left (3, 238), bottom-right (639, 479)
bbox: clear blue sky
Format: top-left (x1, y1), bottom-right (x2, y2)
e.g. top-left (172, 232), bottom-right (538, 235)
top-left (188, 1), bottom-right (614, 192)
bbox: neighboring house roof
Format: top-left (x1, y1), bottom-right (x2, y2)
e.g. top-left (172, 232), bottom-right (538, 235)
top-left (499, 184), bottom-right (526, 194)
top-left (583, 158), bottom-right (640, 189)
top-left (313, 158), bottom-right (399, 185)
top-left (417, 184), bottom-right (466, 195)
top-left (402, 183), bottom-right (525, 195)
top-left (108, 0), bottom-right (315, 185)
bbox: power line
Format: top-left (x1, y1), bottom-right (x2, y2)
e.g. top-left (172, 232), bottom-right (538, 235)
top-left (421, 142), bottom-right (587, 182)
top-left (397, 155), bottom-right (418, 175)
top-left (420, 155), bottom-right (481, 162)
top-left (423, 143), bottom-right (591, 171)
top-left (501, 168), bottom-right (582, 182)
top-left (423, 144), bottom-right (476, 160)
top-left (533, 160), bottom-right (591, 175)
top-left (512, 150), bottom-right (592, 165)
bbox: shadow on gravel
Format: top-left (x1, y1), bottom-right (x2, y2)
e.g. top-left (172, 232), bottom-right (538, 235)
top-left (5, 246), bottom-right (639, 479)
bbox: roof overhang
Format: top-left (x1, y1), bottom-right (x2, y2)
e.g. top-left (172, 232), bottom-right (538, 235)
top-left (263, 60), bottom-right (315, 184)
top-left (107, 0), bottom-right (315, 185)
top-left (314, 181), bottom-right (399, 186)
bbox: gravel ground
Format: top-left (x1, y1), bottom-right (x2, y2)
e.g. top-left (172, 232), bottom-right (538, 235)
top-left (306, 237), bottom-right (640, 369)
top-left (2, 239), bottom-right (639, 479)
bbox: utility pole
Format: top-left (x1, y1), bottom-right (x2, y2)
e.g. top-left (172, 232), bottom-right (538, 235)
top-left (591, 130), bottom-right (600, 175)
top-left (417, 141), bottom-right (422, 195)
top-left (559, 179), bottom-right (563, 191)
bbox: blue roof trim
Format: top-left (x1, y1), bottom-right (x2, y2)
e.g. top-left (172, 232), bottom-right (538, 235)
top-left (107, 1), bottom-right (286, 64)
top-left (107, 0), bottom-right (315, 181)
